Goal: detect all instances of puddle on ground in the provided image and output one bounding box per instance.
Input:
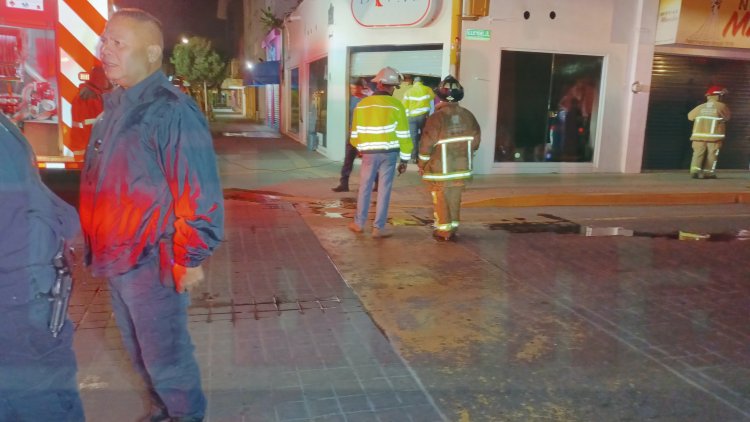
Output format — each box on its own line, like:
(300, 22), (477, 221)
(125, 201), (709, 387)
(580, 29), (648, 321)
(633, 231), (746, 242)
(488, 214), (749, 242)
(488, 214), (580, 234)
(221, 131), (280, 138)
(223, 188), (291, 203)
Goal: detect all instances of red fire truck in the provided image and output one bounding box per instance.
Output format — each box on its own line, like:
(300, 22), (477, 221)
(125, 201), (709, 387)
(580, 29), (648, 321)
(0, 0), (109, 170)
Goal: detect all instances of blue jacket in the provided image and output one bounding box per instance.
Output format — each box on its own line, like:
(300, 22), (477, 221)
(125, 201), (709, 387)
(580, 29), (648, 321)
(80, 71), (224, 278)
(0, 113), (80, 304)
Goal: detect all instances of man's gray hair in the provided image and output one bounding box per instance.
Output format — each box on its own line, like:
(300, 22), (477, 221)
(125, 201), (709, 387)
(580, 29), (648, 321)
(111, 8), (164, 47)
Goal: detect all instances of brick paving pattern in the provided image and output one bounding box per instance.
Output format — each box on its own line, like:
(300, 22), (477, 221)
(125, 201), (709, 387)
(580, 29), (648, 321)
(69, 199), (445, 422)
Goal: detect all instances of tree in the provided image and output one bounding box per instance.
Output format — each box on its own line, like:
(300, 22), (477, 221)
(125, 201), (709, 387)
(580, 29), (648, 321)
(259, 6), (283, 32)
(170, 36), (226, 115)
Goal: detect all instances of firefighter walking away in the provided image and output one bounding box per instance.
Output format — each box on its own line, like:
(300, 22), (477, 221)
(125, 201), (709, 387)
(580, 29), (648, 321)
(418, 76), (481, 242)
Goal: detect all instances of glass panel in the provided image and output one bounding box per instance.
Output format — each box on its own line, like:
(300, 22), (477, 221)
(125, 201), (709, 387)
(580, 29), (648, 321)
(0, 25), (58, 124)
(308, 57), (327, 148)
(289, 67), (300, 134)
(496, 51), (602, 163)
(1, 25), (60, 157)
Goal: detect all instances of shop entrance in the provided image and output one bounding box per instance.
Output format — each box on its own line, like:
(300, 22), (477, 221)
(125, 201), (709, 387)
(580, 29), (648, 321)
(495, 51), (603, 164)
(643, 54), (750, 170)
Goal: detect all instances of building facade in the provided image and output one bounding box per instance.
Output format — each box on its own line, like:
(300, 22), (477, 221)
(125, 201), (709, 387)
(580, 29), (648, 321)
(278, 0), (748, 174)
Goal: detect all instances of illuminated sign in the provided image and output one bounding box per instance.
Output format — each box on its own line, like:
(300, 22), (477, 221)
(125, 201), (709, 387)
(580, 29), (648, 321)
(6, 0), (44, 11)
(657, 0), (750, 49)
(351, 0), (440, 28)
(465, 29), (491, 41)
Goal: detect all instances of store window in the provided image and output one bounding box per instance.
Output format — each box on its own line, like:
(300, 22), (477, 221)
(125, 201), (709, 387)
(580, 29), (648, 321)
(495, 51), (602, 163)
(290, 67), (300, 134)
(308, 57), (327, 149)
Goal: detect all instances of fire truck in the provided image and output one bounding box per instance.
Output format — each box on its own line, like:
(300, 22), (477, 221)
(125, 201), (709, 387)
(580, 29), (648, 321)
(0, 0), (109, 170)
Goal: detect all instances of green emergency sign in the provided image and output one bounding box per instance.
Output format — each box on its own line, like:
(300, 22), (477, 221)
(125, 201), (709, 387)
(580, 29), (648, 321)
(465, 29), (491, 41)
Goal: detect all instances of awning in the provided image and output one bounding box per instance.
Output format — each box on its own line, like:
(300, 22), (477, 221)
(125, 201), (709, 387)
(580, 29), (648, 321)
(243, 61), (280, 86)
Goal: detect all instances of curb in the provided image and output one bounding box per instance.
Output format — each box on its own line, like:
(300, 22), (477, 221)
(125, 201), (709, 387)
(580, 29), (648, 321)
(462, 192), (750, 208)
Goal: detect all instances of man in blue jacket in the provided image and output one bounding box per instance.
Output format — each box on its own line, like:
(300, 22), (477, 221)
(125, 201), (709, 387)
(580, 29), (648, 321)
(0, 113), (84, 421)
(80, 9), (224, 422)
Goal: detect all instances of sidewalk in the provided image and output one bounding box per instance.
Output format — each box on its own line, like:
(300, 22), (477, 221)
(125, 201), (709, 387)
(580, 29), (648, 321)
(69, 120), (750, 422)
(210, 120), (749, 209)
(73, 200), (446, 422)
(208, 122), (750, 421)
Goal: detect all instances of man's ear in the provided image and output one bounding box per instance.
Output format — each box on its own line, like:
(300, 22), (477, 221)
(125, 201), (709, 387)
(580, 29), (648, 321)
(147, 45), (163, 64)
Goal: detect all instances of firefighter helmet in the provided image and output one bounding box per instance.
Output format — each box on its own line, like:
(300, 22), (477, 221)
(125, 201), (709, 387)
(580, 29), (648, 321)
(371, 67), (403, 86)
(435, 75), (464, 102)
(705, 85), (727, 96)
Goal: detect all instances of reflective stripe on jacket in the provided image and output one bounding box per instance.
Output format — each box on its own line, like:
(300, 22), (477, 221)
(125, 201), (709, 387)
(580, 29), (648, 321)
(688, 98), (730, 142)
(402, 81), (435, 118)
(350, 92), (412, 161)
(419, 102), (481, 181)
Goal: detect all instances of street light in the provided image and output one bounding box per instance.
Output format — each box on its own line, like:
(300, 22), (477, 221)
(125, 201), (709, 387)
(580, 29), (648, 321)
(245, 61), (253, 70)
(181, 37), (189, 44)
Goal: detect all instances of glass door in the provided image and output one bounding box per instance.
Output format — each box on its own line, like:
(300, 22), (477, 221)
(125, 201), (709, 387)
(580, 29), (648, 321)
(496, 51), (602, 163)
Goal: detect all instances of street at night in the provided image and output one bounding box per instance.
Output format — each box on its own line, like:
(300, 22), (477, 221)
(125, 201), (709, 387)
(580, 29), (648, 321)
(3, 0), (750, 421)
(61, 124), (750, 422)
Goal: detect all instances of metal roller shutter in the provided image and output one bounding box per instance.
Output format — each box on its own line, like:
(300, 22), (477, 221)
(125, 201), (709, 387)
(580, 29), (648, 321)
(643, 54), (750, 170)
(350, 48), (443, 77)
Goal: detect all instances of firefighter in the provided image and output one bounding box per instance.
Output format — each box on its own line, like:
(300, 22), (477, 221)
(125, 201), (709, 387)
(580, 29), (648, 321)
(402, 76), (435, 163)
(418, 76), (480, 241)
(348, 66), (412, 238)
(687, 85), (730, 179)
(70, 65), (110, 159)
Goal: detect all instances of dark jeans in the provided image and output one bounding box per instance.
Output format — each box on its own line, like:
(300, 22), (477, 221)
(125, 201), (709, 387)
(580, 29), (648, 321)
(339, 141), (359, 185)
(408, 114), (428, 160)
(0, 297), (84, 422)
(108, 256), (206, 420)
(339, 141), (378, 188)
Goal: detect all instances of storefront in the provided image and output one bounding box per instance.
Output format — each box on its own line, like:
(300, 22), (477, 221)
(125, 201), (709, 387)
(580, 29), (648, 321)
(282, 0), (452, 157)
(644, 0), (750, 170)
(284, 1), (660, 174)
(461, 1), (661, 173)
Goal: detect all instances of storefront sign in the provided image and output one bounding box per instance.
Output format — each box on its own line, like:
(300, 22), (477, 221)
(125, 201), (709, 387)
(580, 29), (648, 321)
(656, 0), (750, 48)
(351, 0), (440, 28)
(6, 0), (44, 11)
(465, 29), (491, 41)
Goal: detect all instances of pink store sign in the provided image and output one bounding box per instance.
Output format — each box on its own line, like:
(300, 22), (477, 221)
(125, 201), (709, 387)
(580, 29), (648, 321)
(351, 0), (440, 28)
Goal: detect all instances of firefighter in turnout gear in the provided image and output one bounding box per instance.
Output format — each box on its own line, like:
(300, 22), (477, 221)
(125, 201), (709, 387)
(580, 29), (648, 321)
(349, 66), (412, 238)
(687, 85), (730, 179)
(418, 76), (480, 241)
(70, 65), (110, 160)
(402, 76), (435, 162)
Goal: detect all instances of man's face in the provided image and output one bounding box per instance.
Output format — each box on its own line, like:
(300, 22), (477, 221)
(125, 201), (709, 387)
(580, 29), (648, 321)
(99, 16), (156, 88)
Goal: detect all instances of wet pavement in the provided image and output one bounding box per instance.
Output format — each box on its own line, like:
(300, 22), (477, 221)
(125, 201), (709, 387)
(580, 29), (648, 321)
(64, 122), (750, 421)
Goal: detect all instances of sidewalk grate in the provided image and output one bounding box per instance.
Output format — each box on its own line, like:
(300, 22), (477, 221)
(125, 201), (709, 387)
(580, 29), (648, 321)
(188, 295), (342, 322)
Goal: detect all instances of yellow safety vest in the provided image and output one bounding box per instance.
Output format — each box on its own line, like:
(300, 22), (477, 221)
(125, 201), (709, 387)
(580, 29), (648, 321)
(402, 82), (434, 118)
(350, 93), (412, 161)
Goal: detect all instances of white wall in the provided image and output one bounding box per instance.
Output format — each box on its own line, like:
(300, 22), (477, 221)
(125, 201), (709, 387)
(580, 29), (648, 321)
(462, 0), (659, 173)
(283, 0), (454, 160)
(282, 0), (659, 173)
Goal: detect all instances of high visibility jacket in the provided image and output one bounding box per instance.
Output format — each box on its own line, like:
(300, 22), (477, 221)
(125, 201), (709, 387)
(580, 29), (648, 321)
(418, 102), (481, 181)
(402, 81), (434, 118)
(688, 97), (730, 142)
(350, 92), (412, 161)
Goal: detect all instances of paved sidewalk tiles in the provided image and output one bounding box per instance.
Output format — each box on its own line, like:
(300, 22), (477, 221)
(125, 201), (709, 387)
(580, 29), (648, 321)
(70, 199), (445, 422)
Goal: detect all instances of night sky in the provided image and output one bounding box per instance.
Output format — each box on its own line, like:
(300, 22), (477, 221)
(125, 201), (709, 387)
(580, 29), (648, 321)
(113, 0), (238, 57)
